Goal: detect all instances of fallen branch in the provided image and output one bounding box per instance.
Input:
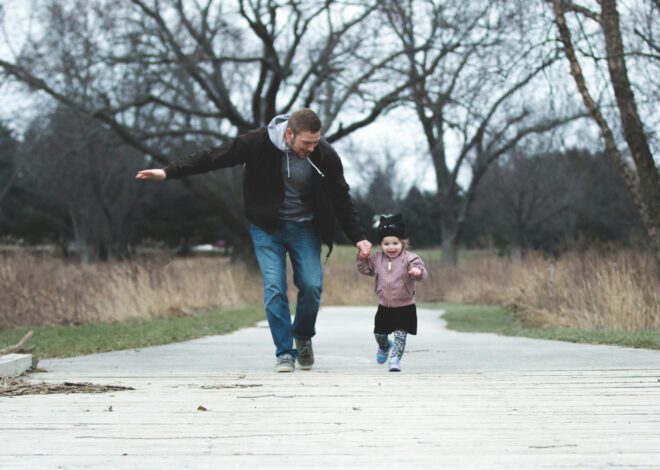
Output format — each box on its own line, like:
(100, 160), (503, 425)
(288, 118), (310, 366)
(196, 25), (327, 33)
(0, 331), (34, 355)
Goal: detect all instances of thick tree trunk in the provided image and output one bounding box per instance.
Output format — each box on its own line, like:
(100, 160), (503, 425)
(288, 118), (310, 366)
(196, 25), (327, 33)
(439, 202), (460, 266)
(441, 229), (459, 267)
(551, 0), (660, 277)
(600, 0), (660, 276)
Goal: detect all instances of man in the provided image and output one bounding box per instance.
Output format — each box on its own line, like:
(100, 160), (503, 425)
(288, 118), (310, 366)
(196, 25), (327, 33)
(136, 109), (372, 372)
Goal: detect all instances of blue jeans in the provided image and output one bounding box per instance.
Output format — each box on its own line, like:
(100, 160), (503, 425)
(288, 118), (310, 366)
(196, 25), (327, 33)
(249, 221), (323, 358)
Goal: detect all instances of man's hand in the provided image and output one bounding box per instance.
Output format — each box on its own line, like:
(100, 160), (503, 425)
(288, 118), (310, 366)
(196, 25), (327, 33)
(135, 169), (166, 181)
(356, 239), (372, 259)
(408, 267), (422, 279)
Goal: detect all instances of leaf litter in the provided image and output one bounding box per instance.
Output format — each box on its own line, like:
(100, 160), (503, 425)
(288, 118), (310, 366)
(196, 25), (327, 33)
(1, 377), (134, 397)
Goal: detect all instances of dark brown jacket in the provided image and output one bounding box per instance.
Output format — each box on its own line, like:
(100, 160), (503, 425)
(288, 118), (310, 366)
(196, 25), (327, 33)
(163, 127), (366, 253)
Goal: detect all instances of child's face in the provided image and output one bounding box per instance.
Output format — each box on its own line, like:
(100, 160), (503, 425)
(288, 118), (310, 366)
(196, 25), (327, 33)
(380, 236), (403, 258)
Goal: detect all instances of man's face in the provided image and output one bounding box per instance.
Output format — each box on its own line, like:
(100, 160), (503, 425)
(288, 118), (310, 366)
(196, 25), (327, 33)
(286, 128), (321, 158)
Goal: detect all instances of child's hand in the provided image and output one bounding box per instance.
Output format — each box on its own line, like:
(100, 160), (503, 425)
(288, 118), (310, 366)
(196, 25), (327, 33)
(356, 240), (372, 259)
(408, 267), (422, 279)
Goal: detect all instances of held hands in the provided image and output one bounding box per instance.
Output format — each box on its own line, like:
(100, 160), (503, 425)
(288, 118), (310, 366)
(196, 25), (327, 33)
(135, 169), (166, 180)
(408, 267), (422, 279)
(356, 240), (372, 259)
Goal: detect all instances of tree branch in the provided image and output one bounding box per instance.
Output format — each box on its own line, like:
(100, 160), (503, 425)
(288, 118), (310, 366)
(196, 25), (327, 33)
(0, 331), (33, 355)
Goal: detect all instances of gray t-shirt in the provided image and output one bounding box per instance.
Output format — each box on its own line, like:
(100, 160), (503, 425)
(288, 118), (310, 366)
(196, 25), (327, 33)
(279, 150), (314, 221)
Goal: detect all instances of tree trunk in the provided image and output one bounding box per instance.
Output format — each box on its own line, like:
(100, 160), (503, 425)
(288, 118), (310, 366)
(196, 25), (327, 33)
(439, 203), (459, 266)
(599, 0), (660, 277)
(551, 0), (660, 277)
(441, 230), (458, 266)
(511, 219), (526, 262)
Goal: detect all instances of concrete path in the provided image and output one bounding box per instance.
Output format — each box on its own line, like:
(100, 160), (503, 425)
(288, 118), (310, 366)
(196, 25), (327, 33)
(2, 306), (660, 469)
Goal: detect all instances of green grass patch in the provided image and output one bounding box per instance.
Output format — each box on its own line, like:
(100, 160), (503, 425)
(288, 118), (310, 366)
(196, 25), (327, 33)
(438, 303), (660, 350)
(0, 305), (264, 359)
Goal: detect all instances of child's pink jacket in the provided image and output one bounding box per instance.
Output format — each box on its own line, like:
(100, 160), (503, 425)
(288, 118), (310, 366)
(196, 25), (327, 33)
(357, 251), (428, 307)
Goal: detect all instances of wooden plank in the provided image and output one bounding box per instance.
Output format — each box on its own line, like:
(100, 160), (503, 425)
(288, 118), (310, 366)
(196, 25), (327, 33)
(2, 370), (659, 468)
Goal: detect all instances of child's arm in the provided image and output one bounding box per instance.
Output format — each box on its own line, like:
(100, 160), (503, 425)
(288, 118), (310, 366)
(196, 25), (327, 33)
(407, 253), (428, 281)
(356, 253), (376, 276)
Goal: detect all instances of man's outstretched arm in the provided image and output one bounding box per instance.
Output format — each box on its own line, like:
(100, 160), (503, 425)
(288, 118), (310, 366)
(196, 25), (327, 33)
(136, 131), (252, 182)
(135, 169), (166, 180)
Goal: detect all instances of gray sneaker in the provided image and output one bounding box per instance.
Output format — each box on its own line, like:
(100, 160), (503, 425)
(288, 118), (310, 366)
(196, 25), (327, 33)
(295, 338), (314, 370)
(274, 353), (295, 373)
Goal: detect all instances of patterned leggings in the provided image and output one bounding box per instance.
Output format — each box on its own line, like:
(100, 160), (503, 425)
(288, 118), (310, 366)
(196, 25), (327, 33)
(375, 330), (407, 359)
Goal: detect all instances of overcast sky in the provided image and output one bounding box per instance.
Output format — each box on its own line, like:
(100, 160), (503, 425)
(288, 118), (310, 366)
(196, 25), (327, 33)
(0, 0), (445, 195)
(2, 0), (654, 197)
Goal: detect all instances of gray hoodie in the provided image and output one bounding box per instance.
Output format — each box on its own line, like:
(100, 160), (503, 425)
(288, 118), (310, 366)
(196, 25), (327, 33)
(267, 114), (320, 222)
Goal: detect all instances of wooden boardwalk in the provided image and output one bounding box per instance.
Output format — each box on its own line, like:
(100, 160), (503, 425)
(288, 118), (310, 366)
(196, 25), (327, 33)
(2, 307), (660, 468)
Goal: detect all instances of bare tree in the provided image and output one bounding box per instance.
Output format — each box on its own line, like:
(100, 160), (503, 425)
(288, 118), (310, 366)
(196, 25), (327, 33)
(361, 153), (400, 216)
(381, 0), (583, 265)
(20, 107), (144, 261)
(548, 0), (660, 276)
(471, 146), (643, 254)
(0, 123), (17, 207)
(478, 150), (578, 258)
(0, 0), (409, 252)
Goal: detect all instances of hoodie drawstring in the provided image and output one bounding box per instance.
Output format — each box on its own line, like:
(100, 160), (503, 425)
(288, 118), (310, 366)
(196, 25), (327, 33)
(286, 152), (325, 179)
(287, 152), (291, 179)
(307, 158), (325, 178)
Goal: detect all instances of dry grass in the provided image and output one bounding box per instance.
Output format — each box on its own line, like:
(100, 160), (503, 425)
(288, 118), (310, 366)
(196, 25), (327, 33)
(431, 249), (659, 331)
(2, 246), (657, 332)
(0, 253), (261, 328)
(507, 250), (659, 330)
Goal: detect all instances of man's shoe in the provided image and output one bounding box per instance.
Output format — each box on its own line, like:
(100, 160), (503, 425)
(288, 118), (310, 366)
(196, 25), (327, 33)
(377, 340), (392, 364)
(274, 354), (295, 373)
(388, 356), (401, 372)
(295, 338), (314, 370)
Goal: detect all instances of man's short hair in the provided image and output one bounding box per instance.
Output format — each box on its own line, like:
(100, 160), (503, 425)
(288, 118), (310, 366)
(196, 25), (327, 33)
(288, 108), (322, 134)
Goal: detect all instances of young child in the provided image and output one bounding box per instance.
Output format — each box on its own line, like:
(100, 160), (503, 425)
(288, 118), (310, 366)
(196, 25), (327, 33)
(357, 214), (428, 372)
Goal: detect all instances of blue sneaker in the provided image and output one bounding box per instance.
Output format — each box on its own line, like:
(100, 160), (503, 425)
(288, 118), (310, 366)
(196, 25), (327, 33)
(376, 340), (392, 364)
(388, 356), (401, 372)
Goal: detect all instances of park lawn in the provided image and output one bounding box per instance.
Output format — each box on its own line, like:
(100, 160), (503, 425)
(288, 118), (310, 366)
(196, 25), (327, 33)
(438, 303), (660, 350)
(0, 305), (264, 359)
